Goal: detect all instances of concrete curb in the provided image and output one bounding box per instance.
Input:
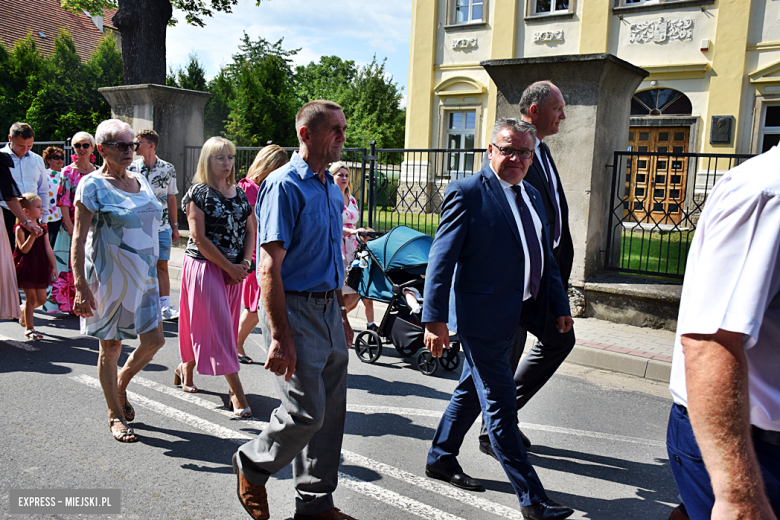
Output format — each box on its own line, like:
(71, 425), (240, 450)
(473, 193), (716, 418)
(568, 344), (671, 383)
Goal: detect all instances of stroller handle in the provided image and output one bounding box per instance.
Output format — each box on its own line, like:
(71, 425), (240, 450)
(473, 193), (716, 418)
(356, 231), (381, 245)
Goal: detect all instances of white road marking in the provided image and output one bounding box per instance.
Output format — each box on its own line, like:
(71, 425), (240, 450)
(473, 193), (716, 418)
(71, 374), (469, 520)
(346, 404), (444, 418)
(338, 473), (466, 520)
(0, 334), (40, 351)
(341, 451), (524, 520)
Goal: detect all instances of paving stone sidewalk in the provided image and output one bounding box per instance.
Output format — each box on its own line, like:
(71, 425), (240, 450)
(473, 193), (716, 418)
(169, 244), (676, 383)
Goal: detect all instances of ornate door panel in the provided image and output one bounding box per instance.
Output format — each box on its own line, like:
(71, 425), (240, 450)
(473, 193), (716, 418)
(626, 127), (689, 225)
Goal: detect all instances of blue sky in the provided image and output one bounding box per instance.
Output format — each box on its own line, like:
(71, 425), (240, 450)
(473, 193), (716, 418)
(165, 1), (413, 106)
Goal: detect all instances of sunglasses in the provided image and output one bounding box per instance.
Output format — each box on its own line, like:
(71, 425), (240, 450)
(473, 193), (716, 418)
(50, 155), (64, 161)
(103, 141), (140, 152)
(73, 142), (92, 149)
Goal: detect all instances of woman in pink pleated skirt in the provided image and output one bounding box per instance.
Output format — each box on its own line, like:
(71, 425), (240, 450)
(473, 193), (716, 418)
(178, 137), (255, 418)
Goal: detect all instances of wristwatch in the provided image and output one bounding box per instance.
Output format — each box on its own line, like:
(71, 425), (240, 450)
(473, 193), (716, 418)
(242, 258), (252, 267)
(340, 306), (347, 312)
(172, 222), (179, 227)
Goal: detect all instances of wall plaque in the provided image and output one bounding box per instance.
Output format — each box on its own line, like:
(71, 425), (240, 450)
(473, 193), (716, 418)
(629, 17), (693, 44)
(534, 31), (564, 43)
(452, 38), (478, 50)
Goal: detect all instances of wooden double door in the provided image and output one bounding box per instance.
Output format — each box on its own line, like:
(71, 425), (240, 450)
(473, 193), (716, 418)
(625, 126), (690, 225)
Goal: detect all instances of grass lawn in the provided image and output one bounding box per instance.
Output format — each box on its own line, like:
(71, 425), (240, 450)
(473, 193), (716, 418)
(619, 229), (694, 277)
(361, 208), (441, 236)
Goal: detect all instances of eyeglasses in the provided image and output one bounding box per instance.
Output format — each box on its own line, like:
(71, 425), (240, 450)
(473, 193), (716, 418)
(49, 155), (64, 161)
(491, 143), (534, 159)
(103, 141), (140, 152)
(72, 142), (92, 149)
(211, 155), (236, 164)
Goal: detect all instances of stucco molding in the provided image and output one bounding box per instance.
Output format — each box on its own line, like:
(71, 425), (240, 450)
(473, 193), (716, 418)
(434, 76), (487, 97)
(749, 59), (780, 84)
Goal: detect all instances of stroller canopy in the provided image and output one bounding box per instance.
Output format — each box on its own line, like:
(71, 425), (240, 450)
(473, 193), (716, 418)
(358, 226), (433, 303)
(365, 225), (433, 273)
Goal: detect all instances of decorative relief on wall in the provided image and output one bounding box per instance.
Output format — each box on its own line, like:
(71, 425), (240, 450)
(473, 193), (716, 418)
(534, 31), (564, 43)
(451, 38), (478, 50)
(629, 17), (693, 44)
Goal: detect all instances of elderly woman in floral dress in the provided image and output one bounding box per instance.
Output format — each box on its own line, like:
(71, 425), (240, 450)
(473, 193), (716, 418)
(72, 119), (165, 443)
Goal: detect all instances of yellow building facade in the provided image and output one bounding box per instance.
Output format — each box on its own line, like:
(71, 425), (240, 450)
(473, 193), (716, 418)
(405, 0), (780, 157)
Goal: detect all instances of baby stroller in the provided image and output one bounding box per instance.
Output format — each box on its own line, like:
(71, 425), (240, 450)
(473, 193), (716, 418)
(348, 225), (460, 376)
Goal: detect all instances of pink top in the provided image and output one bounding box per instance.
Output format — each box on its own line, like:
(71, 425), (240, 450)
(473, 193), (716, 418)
(57, 165), (84, 215)
(238, 178), (260, 261)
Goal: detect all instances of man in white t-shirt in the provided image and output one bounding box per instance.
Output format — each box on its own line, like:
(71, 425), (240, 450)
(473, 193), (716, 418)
(667, 146), (780, 519)
(128, 129), (180, 320)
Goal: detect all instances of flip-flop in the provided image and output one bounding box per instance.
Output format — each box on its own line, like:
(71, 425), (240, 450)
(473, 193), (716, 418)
(24, 329), (43, 340)
(238, 355), (254, 364)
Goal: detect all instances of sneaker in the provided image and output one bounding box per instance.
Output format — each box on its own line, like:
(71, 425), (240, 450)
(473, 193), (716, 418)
(367, 323), (379, 333)
(161, 306), (179, 321)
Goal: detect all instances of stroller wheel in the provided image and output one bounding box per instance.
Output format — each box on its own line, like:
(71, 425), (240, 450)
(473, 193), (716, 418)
(394, 344), (418, 358)
(439, 347), (460, 371)
(416, 350), (438, 376)
(355, 330), (382, 363)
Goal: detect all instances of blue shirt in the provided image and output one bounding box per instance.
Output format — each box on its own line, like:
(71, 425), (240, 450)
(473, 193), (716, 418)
(256, 152), (344, 292)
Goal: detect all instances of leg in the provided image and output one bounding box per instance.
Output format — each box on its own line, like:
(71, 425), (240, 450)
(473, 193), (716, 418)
(22, 288), (35, 331)
(47, 220), (61, 248)
(3, 208), (14, 249)
(514, 312), (575, 411)
(237, 296), (348, 515)
(237, 309), (259, 358)
(462, 333), (549, 507)
(225, 371), (250, 411)
(479, 324), (528, 444)
(98, 338), (124, 420)
(363, 298), (375, 323)
(343, 293), (360, 313)
(118, 323), (165, 393)
(157, 260), (170, 299)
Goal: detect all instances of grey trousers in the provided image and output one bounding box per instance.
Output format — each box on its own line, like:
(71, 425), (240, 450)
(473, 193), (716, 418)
(236, 294), (349, 515)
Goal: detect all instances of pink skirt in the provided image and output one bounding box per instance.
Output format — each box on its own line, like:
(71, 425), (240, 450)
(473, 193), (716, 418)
(241, 272), (260, 313)
(179, 256), (241, 376)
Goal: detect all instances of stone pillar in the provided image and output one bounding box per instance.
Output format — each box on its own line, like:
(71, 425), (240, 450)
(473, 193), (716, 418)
(481, 54), (648, 284)
(98, 84), (211, 225)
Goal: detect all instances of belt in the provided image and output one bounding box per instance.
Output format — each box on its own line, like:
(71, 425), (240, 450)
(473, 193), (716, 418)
(285, 290), (336, 301)
(676, 404), (780, 447)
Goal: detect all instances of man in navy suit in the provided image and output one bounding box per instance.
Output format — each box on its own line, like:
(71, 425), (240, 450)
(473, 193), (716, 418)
(422, 118), (574, 520)
(478, 80), (577, 453)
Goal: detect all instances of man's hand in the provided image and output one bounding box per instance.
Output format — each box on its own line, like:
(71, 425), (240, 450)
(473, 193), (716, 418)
(556, 316), (574, 333)
(424, 322), (450, 358)
(265, 337), (297, 382)
(171, 226), (180, 242)
(342, 315), (354, 348)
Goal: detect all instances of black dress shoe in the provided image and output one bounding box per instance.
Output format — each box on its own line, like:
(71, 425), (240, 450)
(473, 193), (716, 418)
(520, 499), (574, 520)
(424, 464), (484, 491)
(479, 441), (499, 461)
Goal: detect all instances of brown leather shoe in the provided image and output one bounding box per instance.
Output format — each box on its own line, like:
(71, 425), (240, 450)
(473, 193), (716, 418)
(293, 507), (358, 520)
(232, 453), (270, 520)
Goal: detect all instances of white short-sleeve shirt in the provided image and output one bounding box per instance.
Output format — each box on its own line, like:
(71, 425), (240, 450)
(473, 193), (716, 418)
(669, 146), (780, 432)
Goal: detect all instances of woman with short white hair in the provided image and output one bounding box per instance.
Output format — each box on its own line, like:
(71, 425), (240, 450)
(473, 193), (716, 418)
(52, 130), (97, 313)
(71, 118), (166, 443)
(177, 136), (254, 417)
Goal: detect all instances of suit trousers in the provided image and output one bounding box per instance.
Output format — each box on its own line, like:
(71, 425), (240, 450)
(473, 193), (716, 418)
(427, 331), (549, 507)
(236, 294), (349, 515)
(4, 207), (15, 249)
(478, 299), (575, 443)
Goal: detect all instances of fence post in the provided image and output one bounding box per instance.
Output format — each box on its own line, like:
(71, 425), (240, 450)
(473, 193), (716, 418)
(604, 151), (619, 271)
(367, 140), (376, 229)
(359, 148), (368, 229)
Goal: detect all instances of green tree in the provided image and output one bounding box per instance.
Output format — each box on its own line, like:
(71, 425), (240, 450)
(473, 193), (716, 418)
(167, 52), (208, 91)
(62, 0), (263, 85)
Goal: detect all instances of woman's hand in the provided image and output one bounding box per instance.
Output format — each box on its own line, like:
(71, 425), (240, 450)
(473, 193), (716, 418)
(356, 227), (376, 240)
(23, 220), (43, 237)
(225, 262), (249, 285)
(73, 283), (96, 318)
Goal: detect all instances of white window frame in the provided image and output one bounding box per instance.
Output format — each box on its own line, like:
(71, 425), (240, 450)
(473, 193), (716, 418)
(447, 0), (487, 26)
(758, 102), (780, 154)
(532, 0), (572, 15)
(620, 0), (683, 6)
(437, 104), (483, 180)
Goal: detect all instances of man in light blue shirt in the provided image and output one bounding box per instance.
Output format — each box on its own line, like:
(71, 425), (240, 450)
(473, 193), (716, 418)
(233, 100), (357, 520)
(1, 122), (48, 247)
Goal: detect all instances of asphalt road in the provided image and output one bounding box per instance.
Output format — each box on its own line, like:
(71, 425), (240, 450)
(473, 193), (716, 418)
(0, 291), (679, 519)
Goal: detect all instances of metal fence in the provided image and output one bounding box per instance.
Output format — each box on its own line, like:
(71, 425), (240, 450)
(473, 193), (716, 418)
(605, 150), (755, 280)
(183, 142), (487, 237)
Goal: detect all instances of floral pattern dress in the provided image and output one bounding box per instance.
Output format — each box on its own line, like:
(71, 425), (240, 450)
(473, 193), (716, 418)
(75, 173), (164, 340)
(182, 183), (251, 262)
(342, 194), (360, 262)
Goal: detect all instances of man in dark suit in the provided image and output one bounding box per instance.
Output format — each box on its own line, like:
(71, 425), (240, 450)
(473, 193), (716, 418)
(478, 81), (576, 453)
(422, 118), (575, 520)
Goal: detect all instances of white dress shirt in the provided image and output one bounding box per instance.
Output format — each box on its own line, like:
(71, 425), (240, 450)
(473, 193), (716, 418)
(669, 145), (780, 432)
(534, 137), (562, 249)
(0, 144), (48, 213)
(491, 166), (544, 301)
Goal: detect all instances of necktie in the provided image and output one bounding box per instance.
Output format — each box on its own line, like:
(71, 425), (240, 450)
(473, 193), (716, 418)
(511, 185), (542, 299)
(538, 144), (561, 245)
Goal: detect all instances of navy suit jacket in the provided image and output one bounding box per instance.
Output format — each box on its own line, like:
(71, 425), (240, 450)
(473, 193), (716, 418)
(524, 141), (573, 289)
(422, 167), (570, 341)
